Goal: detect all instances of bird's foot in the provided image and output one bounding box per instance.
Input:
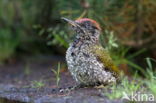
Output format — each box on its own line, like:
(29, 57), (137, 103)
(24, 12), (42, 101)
(59, 84), (87, 93)
(59, 85), (78, 93)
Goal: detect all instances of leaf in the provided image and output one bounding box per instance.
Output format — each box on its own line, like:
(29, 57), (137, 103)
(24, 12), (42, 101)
(39, 29), (45, 36)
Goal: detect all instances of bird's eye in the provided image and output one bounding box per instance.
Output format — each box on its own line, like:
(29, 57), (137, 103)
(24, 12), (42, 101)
(80, 23), (86, 28)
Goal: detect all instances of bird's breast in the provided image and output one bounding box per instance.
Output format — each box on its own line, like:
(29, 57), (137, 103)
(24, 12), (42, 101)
(66, 43), (98, 71)
(66, 43), (111, 84)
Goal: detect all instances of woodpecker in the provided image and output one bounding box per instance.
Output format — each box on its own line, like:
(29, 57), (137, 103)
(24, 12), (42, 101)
(62, 17), (120, 87)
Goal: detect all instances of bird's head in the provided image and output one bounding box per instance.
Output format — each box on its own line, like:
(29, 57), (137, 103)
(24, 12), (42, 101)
(62, 17), (101, 42)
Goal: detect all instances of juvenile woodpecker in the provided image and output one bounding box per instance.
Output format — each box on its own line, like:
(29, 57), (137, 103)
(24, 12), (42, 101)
(62, 17), (120, 87)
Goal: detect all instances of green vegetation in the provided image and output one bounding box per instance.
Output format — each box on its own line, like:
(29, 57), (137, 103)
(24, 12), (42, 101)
(0, 29), (19, 63)
(105, 75), (141, 99)
(102, 32), (156, 100)
(51, 63), (61, 87)
(31, 80), (45, 88)
(104, 58), (156, 99)
(145, 58), (156, 95)
(101, 30), (147, 76)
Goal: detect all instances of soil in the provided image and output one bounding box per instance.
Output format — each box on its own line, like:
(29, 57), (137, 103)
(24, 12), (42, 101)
(0, 55), (126, 103)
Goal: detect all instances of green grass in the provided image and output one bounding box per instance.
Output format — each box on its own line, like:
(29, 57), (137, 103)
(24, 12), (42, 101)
(51, 62), (61, 87)
(31, 80), (45, 88)
(104, 58), (156, 100)
(145, 58), (156, 96)
(104, 73), (141, 99)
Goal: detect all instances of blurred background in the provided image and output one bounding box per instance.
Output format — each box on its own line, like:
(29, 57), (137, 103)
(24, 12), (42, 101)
(0, 0), (156, 76)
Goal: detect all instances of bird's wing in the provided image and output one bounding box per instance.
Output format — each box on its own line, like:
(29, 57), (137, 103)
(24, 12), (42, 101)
(91, 45), (120, 77)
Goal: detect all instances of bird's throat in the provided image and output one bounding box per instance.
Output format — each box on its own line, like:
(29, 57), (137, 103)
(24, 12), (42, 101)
(72, 34), (99, 48)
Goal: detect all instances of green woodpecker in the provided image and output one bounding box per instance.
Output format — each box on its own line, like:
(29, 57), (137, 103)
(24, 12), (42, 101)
(62, 17), (120, 87)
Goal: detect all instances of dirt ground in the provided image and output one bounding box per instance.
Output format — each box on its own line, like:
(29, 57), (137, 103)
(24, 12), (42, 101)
(0, 55), (125, 103)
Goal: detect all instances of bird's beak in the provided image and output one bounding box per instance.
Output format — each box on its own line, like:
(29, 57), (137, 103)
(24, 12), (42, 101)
(61, 17), (80, 28)
(61, 17), (87, 34)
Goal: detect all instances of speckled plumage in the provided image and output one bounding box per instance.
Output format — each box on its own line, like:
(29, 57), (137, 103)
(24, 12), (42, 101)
(64, 18), (118, 87)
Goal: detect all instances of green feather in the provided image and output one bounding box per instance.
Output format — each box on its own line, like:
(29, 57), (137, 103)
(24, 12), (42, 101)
(91, 45), (120, 77)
